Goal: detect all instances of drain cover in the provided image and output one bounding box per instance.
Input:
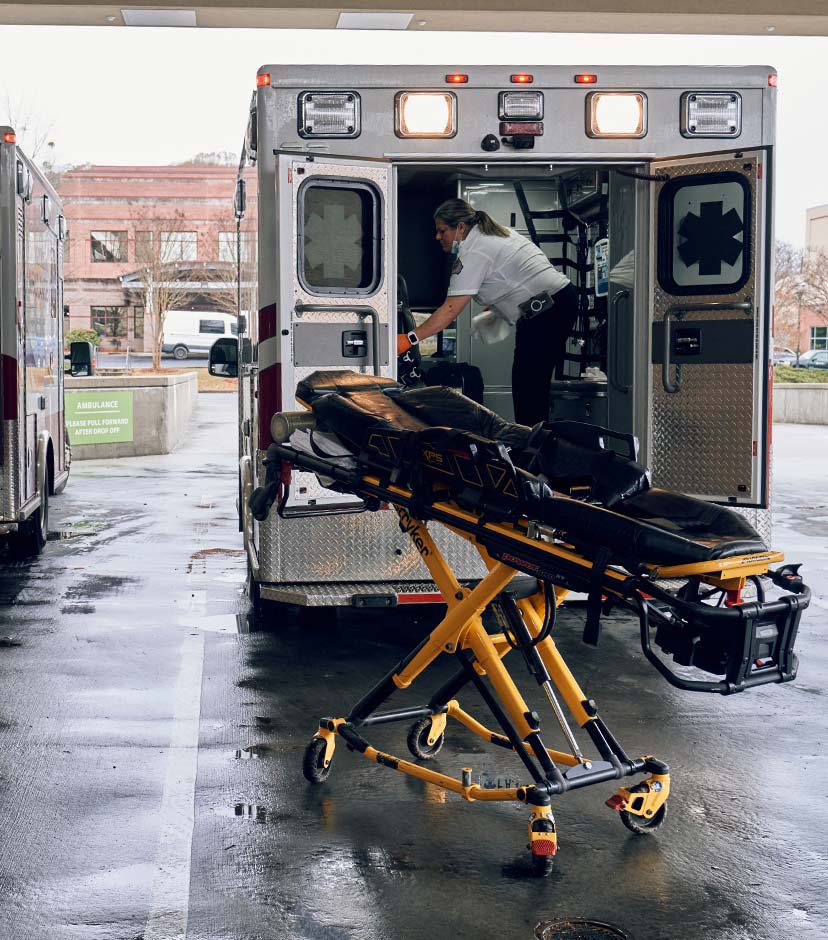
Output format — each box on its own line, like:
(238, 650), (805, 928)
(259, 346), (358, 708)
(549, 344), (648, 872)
(535, 921), (631, 940)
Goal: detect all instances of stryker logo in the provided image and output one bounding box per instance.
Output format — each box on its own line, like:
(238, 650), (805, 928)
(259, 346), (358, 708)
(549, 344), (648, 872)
(395, 506), (430, 557)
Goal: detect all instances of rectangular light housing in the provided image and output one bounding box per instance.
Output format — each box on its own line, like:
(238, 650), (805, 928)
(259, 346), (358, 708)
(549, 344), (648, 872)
(298, 91), (361, 138)
(395, 92), (457, 138)
(587, 92), (647, 138)
(681, 92), (741, 138)
(499, 91), (544, 121)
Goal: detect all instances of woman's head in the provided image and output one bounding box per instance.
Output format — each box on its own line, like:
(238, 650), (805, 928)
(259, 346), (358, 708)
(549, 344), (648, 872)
(433, 198), (509, 252)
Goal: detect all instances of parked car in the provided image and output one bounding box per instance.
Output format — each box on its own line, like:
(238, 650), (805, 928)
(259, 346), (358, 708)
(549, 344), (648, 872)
(772, 346), (797, 366)
(161, 310), (238, 360)
(793, 348), (828, 370)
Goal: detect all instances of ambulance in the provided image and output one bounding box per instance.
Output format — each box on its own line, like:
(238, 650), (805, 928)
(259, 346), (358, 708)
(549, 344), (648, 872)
(220, 65), (776, 608)
(0, 128), (70, 556)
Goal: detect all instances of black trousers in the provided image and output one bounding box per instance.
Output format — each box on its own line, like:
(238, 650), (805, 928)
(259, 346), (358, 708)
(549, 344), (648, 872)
(511, 282), (580, 427)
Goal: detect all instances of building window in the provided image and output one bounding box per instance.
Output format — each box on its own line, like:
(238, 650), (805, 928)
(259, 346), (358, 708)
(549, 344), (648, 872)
(811, 326), (828, 350)
(199, 318), (226, 335)
(91, 306), (128, 337)
(136, 231), (154, 263)
(90, 231), (128, 263)
(219, 231), (256, 264)
(133, 306), (145, 339)
(161, 231), (198, 262)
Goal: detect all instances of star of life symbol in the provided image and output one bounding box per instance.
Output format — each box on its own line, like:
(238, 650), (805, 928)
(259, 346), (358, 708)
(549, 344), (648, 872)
(304, 203), (364, 280)
(677, 200), (744, 276)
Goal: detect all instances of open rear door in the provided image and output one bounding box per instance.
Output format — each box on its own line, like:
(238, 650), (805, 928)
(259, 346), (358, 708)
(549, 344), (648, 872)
(649, 151), (769, 506)
(277, 153), (393, 513)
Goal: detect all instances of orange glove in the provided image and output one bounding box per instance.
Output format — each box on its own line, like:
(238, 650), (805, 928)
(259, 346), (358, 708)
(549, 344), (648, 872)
(397, 333), (413, 356)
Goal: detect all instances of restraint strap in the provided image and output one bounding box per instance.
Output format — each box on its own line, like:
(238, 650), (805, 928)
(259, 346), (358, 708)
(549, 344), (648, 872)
(583, 546), (613, 647)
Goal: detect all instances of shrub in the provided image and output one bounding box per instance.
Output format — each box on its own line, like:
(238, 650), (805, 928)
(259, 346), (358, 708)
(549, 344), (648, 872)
(773, 365), (828, 383)
(66, 328), (102, 349)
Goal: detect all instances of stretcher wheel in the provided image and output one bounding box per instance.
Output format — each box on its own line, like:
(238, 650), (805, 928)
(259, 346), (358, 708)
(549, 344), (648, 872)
(303, 737), (333, 783)
(619, 783), (667, 835)
(406, 717), (445, 759)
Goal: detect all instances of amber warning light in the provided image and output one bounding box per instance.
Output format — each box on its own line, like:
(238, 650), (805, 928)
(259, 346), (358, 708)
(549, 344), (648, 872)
(257, 73), (271, 87)
(575, 73), (598, 84)
(511, 74), (534, 84)
(445, 73), (469, 84)
(2, 133), (15, 143)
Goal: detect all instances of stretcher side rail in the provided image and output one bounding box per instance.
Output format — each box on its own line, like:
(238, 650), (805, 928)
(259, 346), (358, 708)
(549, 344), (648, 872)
(257, 440), (808, 696)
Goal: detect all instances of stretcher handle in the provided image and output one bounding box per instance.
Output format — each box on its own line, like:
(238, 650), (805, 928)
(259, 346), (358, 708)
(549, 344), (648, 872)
(271, 410), (317, 443)
(661, 300), (752, 395)
(295, 303), (383, 376)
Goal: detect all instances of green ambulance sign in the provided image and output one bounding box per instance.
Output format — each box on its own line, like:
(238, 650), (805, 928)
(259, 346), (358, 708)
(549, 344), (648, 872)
(66, 391), (134, 444)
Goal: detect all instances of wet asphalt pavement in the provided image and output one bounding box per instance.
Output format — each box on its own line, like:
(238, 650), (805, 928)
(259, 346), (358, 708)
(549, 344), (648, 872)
(0, 394), (825, 940)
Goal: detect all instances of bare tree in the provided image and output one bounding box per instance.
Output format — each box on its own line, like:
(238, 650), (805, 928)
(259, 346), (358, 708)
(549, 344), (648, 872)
(122, 211), (196, 370)
(1, 95), (65, 186)
(774, 241), (807, 356)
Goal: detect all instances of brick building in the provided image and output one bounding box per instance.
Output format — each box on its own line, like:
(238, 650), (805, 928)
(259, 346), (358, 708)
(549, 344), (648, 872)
(798, 203), (828, 352)
(60, 165), (250, 353)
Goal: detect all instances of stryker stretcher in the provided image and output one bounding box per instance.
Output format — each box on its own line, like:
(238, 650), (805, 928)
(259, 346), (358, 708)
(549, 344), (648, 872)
(252, 370), (809, 873)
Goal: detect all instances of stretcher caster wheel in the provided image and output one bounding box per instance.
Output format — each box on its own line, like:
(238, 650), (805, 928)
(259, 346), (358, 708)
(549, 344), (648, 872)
(303, 737), (333, 784)
(406, 716), (445, 759)
(619, 783), (667, 835)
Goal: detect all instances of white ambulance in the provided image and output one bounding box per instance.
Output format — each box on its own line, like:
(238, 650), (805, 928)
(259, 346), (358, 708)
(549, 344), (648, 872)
(219, 65), (776, 608)
(0, 128), (70, 556)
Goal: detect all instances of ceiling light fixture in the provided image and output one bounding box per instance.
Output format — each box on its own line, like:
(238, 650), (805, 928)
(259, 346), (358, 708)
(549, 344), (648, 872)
(121, 8), (197, 27)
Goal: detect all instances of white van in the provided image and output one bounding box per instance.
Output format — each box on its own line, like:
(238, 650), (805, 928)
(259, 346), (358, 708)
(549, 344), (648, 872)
(161, 310), (238, 360)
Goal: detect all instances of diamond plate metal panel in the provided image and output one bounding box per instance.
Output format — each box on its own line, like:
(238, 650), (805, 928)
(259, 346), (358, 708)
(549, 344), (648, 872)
(1, 420), (20, 519)
(260, 580), (450, 606)
(651, 156), (760, 501)
(256, 497), (486, 584)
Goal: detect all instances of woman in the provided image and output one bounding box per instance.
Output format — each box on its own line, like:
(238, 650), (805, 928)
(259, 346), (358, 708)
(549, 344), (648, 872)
(396, 198), (579, 427)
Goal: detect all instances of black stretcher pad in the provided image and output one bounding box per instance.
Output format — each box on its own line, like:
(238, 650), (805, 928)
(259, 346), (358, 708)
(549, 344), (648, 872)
(296, 371), (766, 568)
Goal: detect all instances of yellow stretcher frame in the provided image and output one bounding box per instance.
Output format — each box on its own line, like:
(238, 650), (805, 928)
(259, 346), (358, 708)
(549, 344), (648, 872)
(263, 439), (807, 872)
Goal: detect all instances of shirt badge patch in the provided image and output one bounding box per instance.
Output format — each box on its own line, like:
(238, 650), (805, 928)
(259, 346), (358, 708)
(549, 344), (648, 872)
(451, 258), (463, 275)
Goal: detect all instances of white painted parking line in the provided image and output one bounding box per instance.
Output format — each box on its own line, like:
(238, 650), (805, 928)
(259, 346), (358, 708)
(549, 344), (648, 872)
(144, 633), (205, 940)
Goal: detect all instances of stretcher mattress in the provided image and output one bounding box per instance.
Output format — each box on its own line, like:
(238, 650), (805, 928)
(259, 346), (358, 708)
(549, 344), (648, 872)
(294, 371), (767, 568)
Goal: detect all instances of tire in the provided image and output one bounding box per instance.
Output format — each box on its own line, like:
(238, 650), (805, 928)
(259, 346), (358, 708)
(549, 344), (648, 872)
(173, 345), (188, 361)
(406, 716), (445, 760)
(11, 486), (48, 558)
(619, 783), (668, 835)
(303, 737), (333, 783)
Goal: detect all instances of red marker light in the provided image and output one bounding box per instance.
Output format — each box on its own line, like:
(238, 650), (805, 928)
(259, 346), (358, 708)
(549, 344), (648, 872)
(2, 132), (15, 144)
(768, 74), (778, 87)
(257, 73), (271, 87)
(575, 73), (598, 84)
(510, 73), (534, 84)
(445, 73), (468, 84)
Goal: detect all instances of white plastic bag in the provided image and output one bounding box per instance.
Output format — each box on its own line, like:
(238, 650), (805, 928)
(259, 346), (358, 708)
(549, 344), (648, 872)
(471, 308), (511, 345)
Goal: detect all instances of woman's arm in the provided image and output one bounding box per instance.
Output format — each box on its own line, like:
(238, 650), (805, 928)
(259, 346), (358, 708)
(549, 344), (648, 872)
(397, 294), (471, 355)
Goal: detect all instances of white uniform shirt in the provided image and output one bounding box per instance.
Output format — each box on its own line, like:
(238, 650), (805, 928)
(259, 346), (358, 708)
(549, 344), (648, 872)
(446, 225), (570, 325)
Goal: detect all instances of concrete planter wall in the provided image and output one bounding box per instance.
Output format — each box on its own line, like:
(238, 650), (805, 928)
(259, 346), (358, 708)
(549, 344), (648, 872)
(65, 372), (199, 459)
(773, 383), (828, 425)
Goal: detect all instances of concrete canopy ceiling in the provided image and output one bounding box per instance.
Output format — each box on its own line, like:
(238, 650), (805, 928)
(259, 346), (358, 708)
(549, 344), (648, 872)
(3, 1), (828, 34)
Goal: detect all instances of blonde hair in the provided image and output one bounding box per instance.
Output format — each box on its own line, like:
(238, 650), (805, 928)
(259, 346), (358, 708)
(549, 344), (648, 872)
(434, 198), (510, 238)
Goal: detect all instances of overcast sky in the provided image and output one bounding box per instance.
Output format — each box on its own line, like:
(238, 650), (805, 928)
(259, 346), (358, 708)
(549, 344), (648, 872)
(0, 25), (825, 245)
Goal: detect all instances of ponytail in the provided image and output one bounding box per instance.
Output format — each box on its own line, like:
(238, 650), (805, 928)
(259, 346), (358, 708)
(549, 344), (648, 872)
(434, 198), (510, 238)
